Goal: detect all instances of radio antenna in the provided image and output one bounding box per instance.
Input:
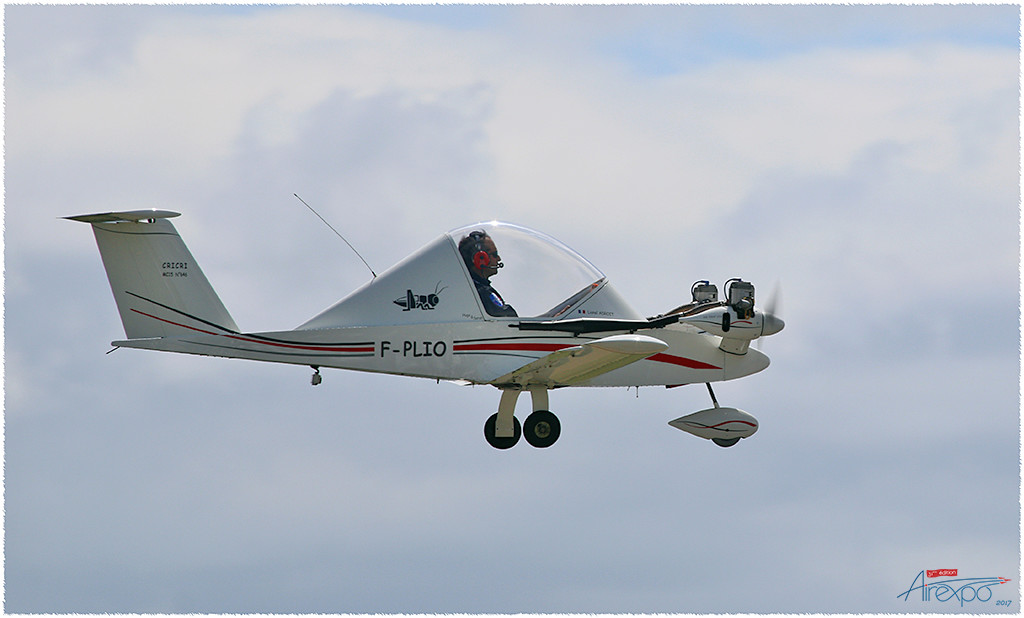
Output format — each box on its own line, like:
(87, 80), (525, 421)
(294, 193), (377, 279)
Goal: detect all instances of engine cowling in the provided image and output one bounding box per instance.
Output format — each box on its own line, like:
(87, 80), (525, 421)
(673, 279), (783, 345)
(677, 307), (783, 341)
(668, 406), (759, 441)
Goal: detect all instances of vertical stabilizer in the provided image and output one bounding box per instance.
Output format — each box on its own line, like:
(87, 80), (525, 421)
(66, 210), (239, 339)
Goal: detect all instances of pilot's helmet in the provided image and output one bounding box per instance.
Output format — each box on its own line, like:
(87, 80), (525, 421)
(458, 230), (491, 270)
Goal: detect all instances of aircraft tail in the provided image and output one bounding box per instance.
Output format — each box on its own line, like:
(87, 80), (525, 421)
(66, 210), (239, 339)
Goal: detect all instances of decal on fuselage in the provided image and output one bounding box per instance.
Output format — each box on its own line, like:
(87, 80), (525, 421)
(380, 340), (448, 358)
(394, 282), (447, 311)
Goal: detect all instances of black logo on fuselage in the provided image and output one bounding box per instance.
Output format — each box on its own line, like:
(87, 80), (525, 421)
(394, 282), (447, 311)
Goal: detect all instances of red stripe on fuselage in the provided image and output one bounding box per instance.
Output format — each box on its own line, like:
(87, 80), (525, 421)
(453, 342), (572, 353)
(130, 309), (375, 353)
(454, 342), (721, 370)
(647, 353), (721, 370)
(134, 311), (722, 367)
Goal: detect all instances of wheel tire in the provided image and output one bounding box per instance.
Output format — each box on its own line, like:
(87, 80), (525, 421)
(484, 413), (521, 449)
(712, 437), (740, 448)
(523, 410), (561, 448)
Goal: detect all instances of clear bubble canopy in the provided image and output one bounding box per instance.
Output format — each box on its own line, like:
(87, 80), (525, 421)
(447, 221), (614, 318)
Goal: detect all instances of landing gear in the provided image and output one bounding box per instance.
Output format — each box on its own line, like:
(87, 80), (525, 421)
(524, 410), (560, 448)
(484, 387), (561, 449)
(706, 382), (719, 407)
(484, 413), (521, 449)
(706, 383), (739, 448)
(310, 366), (322, 386)
(669, 383), (759, 447)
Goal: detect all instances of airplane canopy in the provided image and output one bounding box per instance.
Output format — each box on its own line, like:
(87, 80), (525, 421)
(447, 221), (611, 318)
(299, 221), (640, 329)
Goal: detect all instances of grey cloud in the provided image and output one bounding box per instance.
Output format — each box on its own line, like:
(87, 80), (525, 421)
(5, 5), (1018, 614)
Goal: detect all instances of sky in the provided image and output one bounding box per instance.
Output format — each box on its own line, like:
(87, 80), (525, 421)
(4, 3), (1021, 613)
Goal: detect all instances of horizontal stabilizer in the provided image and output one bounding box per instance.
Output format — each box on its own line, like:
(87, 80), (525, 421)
(64, 210), (181, 224)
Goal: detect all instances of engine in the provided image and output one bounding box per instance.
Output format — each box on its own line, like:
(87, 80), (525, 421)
(725, 278), (755, 319)
(690, 280), (719, 304)
(665, 278), (784, 357)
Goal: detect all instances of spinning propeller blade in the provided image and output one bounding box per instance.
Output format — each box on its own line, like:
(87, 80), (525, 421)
(757, 282), (783, 350)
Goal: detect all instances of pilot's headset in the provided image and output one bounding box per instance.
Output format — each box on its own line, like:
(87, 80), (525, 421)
(461, 231), (503, 272)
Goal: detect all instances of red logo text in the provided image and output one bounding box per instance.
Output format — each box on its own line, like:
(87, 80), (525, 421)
(927, 569), (958, 578)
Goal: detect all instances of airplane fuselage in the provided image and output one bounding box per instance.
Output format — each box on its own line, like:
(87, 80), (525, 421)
(117, 320), (769, 388)
(69, 211), (782, 449)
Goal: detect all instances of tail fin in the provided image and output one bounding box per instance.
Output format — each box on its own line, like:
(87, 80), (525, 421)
(66, 210), (239, 339)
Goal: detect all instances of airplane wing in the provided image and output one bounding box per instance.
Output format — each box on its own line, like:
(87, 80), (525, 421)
(491, 334), (668, 388)
(511, 314), (680, 335)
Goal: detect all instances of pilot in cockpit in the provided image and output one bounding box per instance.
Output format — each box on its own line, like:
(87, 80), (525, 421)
(458, 231), (518, 317)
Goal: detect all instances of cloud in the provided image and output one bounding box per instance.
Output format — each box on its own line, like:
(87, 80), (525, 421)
(5, 4), (1019, 613)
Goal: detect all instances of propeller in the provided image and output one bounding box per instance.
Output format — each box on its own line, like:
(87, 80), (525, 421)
(757, 281), (784, 349)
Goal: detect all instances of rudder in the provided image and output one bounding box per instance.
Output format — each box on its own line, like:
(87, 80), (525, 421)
(66, 210), (239, 339)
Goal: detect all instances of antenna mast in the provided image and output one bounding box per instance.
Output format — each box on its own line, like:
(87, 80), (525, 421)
(294, 193), (377, 279)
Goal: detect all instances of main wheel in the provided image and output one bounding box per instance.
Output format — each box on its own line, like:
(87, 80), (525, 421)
(523, 410), (561, 448)
(484, 413), (521, 449)
(712, 437), (740, 448)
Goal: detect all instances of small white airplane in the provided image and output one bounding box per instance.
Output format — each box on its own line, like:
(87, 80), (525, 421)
(67, 209), (783, 449)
